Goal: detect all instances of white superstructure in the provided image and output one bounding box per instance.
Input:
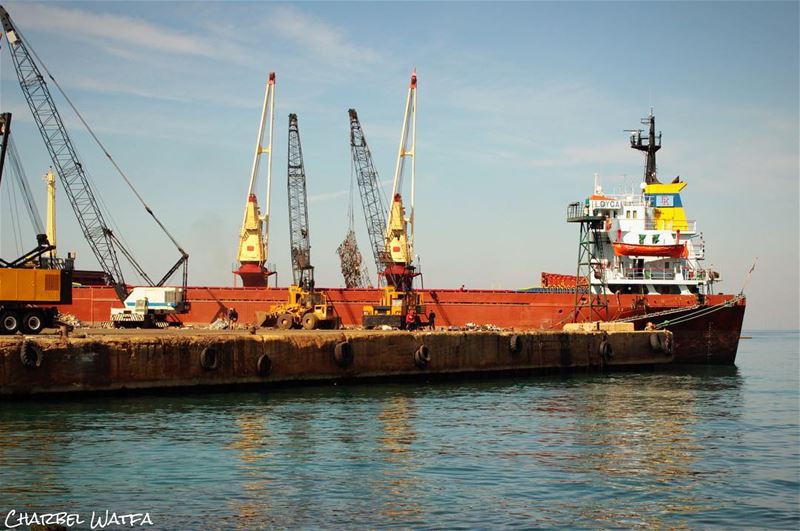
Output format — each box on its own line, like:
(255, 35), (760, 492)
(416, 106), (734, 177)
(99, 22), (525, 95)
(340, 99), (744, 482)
(571, 179), (719, 297)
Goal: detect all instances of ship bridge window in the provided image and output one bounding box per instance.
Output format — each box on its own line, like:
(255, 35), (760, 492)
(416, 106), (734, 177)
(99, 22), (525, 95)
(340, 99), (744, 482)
(626, 211), (631, 219)
(633, 210), (638, 219)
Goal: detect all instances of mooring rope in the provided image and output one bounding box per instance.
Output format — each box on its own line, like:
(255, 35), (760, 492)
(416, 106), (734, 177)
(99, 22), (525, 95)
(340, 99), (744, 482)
(653, 295), (744, 329)
(610, 293), (744, 329)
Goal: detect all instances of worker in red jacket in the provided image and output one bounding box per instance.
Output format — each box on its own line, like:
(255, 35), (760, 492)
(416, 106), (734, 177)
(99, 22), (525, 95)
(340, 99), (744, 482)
(405, 309), (416, 331)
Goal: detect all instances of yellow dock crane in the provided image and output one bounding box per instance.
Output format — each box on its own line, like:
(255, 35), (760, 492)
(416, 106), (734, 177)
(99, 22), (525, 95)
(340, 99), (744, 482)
(262, 114), (338, 330)
(234, 72), (276, 287)
(353, 71), (424, 329)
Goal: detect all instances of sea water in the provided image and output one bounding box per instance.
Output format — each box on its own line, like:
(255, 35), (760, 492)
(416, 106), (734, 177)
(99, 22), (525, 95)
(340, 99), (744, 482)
(1, 331), (798, 529)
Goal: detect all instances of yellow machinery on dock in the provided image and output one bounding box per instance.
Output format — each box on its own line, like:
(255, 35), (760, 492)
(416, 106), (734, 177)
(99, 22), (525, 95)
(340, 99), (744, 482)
(0, 249), (72, 334)
(362, 286), (424, 329)
(266, 284), (338, 330)
(260, 113), (339, 330)
(0, 112), (72, 334)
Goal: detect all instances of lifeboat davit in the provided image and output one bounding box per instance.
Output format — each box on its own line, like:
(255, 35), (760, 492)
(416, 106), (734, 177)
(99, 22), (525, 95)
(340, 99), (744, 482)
(612, 242), (688, 258)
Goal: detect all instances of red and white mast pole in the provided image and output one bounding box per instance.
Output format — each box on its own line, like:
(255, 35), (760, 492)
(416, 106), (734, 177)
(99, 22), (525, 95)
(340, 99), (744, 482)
(235, 72), (276, 286)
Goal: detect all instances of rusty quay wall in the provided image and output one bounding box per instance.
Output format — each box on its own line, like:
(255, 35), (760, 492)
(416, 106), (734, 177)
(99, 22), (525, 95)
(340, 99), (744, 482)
(0, 330), (674, 396)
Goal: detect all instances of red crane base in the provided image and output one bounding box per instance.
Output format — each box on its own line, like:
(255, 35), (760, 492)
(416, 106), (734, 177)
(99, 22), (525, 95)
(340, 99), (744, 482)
(234, 263), (274, 288)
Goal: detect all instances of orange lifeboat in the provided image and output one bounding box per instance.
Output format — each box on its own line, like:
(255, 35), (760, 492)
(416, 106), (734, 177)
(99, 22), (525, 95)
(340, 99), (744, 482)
(612, 242), (688, 258)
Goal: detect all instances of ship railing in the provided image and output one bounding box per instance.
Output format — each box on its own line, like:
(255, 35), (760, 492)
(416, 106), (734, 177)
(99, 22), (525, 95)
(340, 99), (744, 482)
(616, 266), (714, 282)
(567, 202), (586, 220)
(644, 219), (697, 232)
(566, 202), (605, 223)
(619, 267), (677, 281)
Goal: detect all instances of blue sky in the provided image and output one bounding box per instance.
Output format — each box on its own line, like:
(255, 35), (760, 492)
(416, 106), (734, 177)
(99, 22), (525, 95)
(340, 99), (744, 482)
(0, 1), (797, 329)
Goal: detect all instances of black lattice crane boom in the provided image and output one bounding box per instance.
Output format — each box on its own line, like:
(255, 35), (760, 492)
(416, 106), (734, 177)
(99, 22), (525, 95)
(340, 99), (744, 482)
(260, 114), (338, 331)
(348, 108), (389, 281)
(287, 113), (313, 288)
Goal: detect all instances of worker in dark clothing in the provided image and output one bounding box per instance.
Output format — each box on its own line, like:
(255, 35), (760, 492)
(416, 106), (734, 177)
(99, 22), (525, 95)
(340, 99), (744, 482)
(228, 307), (238, 323)
(428, 310), (436, 330)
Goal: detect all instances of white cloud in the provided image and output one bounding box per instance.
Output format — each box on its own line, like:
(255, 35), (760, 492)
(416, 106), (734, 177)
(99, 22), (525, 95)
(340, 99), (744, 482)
(434, 77), (601, 118)
(56, 72), (257, 110)
(63, 75), (190, 103)
(7, 2), (244, 62)
(308, 189), (348, 204)
(268, 5), (381, 65)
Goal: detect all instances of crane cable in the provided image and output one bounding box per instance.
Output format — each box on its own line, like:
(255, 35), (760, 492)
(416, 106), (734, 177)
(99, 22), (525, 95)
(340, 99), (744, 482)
(653, 295), (744, 329)
(7, 135), (43, 234)
(10, 17), (187, 257)
(3, 170), (23, 256)
(348, 157), (356, 231)
(654, 261), (754, 328)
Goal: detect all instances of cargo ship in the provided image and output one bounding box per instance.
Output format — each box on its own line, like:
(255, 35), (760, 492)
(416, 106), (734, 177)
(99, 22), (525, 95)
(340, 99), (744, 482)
(55, 112), (745, 365)
(0, 6), (743, 364)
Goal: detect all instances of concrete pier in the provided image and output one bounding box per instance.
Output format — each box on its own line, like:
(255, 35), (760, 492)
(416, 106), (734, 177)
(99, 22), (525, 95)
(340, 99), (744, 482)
(0, 329), (674, 396)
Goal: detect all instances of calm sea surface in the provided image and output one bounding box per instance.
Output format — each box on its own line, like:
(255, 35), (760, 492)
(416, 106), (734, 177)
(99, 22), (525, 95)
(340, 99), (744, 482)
(1, 331), (798, 529)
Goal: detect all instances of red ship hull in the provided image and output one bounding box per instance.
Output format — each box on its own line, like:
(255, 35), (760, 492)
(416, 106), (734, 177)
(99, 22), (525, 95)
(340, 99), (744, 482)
(57, 286), (745, 365)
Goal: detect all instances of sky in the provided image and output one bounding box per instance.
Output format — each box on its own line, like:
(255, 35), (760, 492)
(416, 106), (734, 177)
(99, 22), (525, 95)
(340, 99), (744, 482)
(0, 1), (797, 330)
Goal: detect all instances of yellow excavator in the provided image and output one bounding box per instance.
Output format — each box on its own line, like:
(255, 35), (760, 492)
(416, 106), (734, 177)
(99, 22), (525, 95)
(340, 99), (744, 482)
(268, 283), (337, 330)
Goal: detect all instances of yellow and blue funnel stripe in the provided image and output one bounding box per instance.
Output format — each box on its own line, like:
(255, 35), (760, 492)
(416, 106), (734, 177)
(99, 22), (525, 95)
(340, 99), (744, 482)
(645, 182), (690, 231)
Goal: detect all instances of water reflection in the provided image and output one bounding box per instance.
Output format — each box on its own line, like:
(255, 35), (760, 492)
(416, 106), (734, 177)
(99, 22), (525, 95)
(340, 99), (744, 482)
(0, 412), (72, 507)
(533, 370), (744, 527)
(377, 395), (422, 520)
(226, 409), (273, 529)
(0, 361), (776, 529)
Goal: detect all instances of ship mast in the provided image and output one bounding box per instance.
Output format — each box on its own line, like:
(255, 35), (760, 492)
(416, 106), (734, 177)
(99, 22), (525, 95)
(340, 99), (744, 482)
(628, 109), (662, 184)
